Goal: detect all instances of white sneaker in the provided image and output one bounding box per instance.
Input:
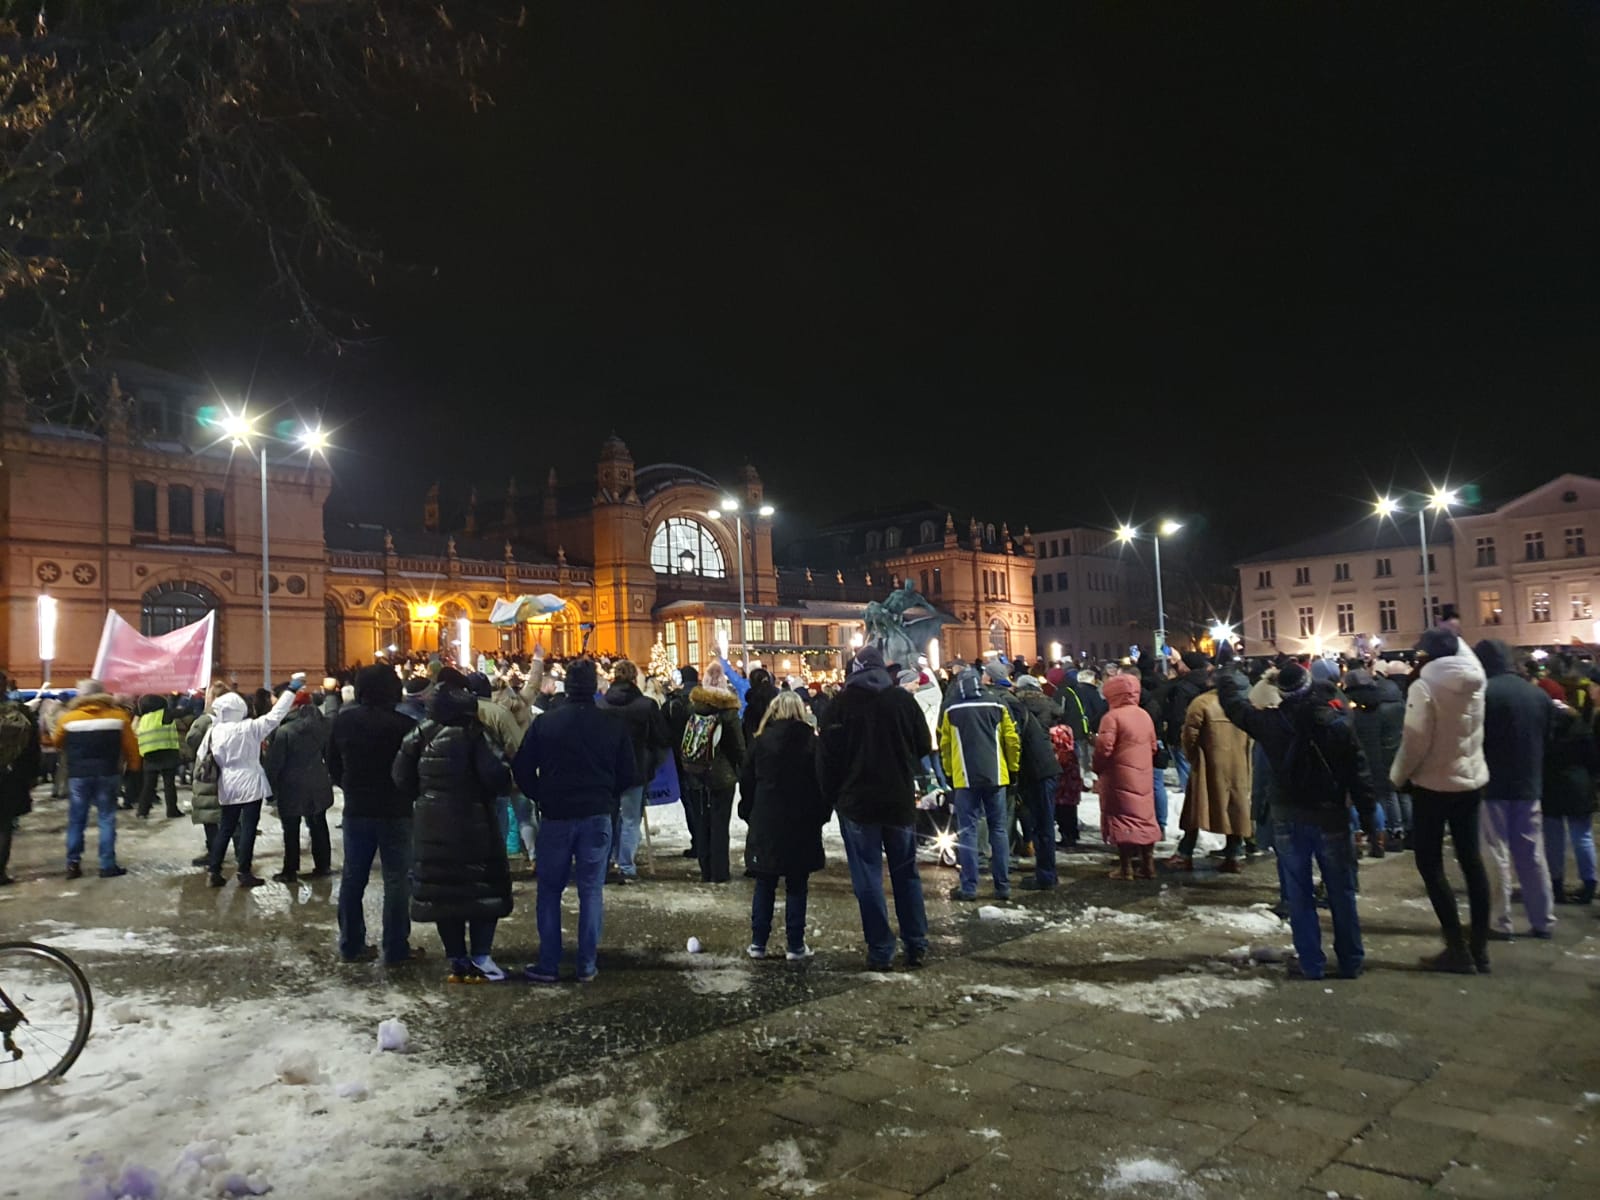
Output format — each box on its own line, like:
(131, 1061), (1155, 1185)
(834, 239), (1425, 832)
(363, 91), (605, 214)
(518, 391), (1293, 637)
(471, 955), (507, 982)
(785, 944), (814, 961)
(746, 943), (767, 959)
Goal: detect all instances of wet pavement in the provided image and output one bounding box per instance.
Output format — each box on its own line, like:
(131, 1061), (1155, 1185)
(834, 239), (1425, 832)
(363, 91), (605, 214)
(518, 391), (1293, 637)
(2, 787), (1598, 1199)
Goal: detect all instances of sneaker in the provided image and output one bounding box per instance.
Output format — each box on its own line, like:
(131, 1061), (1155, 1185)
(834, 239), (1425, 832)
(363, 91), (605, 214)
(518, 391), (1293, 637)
(305, 867), (333, 880)
(747, 944), (767, 959)
(208, 872), (227, 888)
(523, 965), (559, 983)
(614, 875), (637, 886)
(785, 944), (814, 961)
(1486, 929), (1515, 942)
(993, 890), (1012, 902)
(471, 955), (507, 982)
(1019, 877), (1055, 891)
(865, 958), (893, 972)
(681, 848), (698, 858)
(947, 887), (977, 901)
(903, 949), (926, 969)
(237, 872), (266, 889)
(447, 959), (487, 984)
(191, 855), (211, 867)
(1528, 928), (1554, 940)
(66, 862), (82, 880)
(576, 968), (598, 983)
(271, 871), (299, 884)
(98, 865), (127, 879)
(384, 946), (428, 966)
(341, 946), (379, 964)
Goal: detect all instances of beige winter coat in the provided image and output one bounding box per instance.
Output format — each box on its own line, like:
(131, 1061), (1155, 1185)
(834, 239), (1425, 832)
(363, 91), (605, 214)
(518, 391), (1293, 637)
(1179, 689), (1253, 837)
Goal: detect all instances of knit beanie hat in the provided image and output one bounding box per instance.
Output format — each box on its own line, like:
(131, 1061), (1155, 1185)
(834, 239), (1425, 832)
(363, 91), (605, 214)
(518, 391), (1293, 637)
(566, 659), (599, 699)
(1417, 629), (1459, 661)
(1276, 661), (1309, 694)
(982, 659), (1011, 686)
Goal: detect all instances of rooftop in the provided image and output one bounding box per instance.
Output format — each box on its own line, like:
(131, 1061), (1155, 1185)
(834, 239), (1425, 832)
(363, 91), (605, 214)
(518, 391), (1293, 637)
(1235, 518), (1448, 566)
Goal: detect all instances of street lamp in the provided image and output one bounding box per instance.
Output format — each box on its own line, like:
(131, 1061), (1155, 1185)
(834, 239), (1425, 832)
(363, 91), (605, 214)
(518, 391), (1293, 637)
(1116, 518), (1182, 662)
(1374, 486), (1458, 632)
(209, 405), (329, 687)
(706, 496), (776, 665)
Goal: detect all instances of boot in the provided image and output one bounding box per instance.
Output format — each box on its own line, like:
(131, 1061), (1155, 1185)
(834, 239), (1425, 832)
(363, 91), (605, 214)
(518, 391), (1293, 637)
(1552, 876), (1569, 905)
(1421, 930), (1477, 975)
(1575, 880), (1596, 905)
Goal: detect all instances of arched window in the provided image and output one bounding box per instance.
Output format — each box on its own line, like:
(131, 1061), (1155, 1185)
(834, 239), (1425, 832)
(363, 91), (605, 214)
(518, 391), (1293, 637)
(142, 580), (220, 638)
(440, 600), (470, 655)
(919, 520), (936, 545)
(985, 523), (997, 545)
(324, 601), (345, 672)
(651, 517), (727, 578)
(864, 531), (882, 553)
(885, 527), (902, 549)
(374, 599), (409, 656)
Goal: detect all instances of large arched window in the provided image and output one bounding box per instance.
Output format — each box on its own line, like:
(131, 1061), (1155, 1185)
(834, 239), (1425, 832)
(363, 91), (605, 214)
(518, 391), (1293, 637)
(864, 531), (882, 553)
(651, 517), (727, 578)
(885, 526), (902, 549)
(374, 599), (409, 656)
(919, 520), (936, 545)
(142, 580), (220, 638)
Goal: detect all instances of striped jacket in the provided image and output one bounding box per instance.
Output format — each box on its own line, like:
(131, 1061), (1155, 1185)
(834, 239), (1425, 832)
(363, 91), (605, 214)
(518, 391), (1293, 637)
(53, 697), (141, 778)
(938, 670), (1021, 789)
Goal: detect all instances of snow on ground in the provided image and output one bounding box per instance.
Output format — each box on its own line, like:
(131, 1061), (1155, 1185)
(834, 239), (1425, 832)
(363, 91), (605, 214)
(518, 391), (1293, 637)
(664, 950), (752, 995)
(976, 904), (1038, 923)
(1102, 1156), (1201, 1196)
(16, 919), (230, 958)
(1185, 905), (1288, 938)
(753, 1139), (823, 1196)
(1057, 976), (1274, 1022)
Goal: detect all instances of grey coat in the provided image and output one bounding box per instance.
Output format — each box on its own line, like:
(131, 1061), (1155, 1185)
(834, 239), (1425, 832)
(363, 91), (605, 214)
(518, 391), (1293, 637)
(265, 705), (336, 820)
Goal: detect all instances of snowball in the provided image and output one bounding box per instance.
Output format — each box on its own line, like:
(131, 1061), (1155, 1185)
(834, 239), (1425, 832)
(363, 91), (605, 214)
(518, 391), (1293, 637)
(685, 937), (702, 954)
(123, 931), (138, 942)
(107, 1001), (147, 1025)
(220, 1171), (271, 1196)
(377, 1018), (409, 1053)
(274, 1049), (319, 1085)
(336, 1081), (369, 1102)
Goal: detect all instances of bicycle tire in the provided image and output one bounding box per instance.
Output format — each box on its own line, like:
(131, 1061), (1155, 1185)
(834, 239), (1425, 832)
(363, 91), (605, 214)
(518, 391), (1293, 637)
(0, 941), (94, 1088)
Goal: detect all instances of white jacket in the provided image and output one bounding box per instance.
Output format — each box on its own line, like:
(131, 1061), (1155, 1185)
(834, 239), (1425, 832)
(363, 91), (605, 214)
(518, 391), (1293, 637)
(1390, 651), (1488, 794)
(206, 689), (296, 806)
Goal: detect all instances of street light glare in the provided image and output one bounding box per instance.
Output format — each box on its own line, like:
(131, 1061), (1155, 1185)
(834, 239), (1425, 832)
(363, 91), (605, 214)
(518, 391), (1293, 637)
(1430, 487), (1458, 511)
(705, 508), (723, 520)
(720, 496), (739, 512)
(297, 425), (330, 454)
(220, 409), (253, 442)
(1158, 519), (1182, 537)
(1374, 495), (1398, 518)
(1116, 523), (1136, 542)
(758, 504), (775, 518)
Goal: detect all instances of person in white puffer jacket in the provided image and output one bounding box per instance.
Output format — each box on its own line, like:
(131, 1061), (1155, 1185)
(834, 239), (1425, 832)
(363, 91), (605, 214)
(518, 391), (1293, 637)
(1391, 629), (1491, 974)
(204, 683), (298, 888)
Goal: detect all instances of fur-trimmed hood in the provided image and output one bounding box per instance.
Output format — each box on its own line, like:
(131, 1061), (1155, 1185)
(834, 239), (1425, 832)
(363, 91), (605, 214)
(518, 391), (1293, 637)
(689, 685), (740, 711)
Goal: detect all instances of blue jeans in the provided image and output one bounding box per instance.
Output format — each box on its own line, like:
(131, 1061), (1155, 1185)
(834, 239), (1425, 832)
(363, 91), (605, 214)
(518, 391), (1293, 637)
(1152, 758), (1169, 834)
(838, 817), (928, 966)
(66, 775), (119, 870)
(535, 814), (612, 977)
(613, 785), (645, 877)
(1026, 778), (1059, 885)
(751, 872), (809, 953)
(1175, 748), (1192, 794)
(1273, 820), (1363, 979)
(338, 817), (413, 964)
(1545, 814), (1597, 886)
(954, 786), (1009, 897)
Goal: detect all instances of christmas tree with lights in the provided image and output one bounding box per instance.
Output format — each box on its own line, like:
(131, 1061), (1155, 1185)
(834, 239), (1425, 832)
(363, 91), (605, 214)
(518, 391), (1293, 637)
(648, 633), (674, 682)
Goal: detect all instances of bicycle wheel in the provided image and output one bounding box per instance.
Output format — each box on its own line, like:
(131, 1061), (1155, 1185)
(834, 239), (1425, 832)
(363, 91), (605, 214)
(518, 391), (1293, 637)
(0, 941), (94, 1089)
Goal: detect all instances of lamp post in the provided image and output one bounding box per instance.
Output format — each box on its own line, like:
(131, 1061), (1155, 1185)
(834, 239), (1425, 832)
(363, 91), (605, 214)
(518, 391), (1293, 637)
(707, 496), (775, 665)
(1116, 518), (1182, 663)
(214, 408), (328, 687)
(37, 594), (57, 689)
(1375, 487), (1456, 632)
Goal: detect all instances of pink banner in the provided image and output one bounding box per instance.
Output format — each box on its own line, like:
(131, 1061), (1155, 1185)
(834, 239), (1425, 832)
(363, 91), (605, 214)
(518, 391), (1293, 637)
(91, 610), (215, 695)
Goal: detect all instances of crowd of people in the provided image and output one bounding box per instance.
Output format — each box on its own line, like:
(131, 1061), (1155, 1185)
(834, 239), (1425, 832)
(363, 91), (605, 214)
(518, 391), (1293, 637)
(0, 616), (1595, 986)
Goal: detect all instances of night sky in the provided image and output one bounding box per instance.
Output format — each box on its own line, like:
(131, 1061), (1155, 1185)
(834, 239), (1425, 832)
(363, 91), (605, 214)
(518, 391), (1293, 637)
(149, 4), (1600, 571)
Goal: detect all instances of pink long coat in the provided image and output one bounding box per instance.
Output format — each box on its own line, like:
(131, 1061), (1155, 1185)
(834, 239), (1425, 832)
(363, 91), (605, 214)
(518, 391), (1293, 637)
(1093, 674), (1162, 848)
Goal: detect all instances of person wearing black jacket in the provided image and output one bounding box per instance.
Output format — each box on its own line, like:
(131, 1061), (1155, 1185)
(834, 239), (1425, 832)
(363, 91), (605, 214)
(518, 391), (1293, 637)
(513, 659), (635, 983)
(1012, 677), (1065, 891)
(0, 673), (42, 886)
(1218, 661), (1378, 981)
(817, 645), (932, 970)
(598, 659), (670, 884)
(327, 664), (419, 966)
(665, 665), (699, 859)
(1543, 699), (1598, 905)
(739, 692), (829, 960)
(393, 684), (513, 983)
(742, 668), (779, 742)
(1162, 653), (1213, 796)
(1342, 668), (1407, 851)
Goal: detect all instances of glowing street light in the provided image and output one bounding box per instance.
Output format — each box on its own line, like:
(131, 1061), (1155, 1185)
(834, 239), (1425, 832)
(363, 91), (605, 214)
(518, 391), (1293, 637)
(1375, 485), (1463, 633)
(707, 493), (777, 664)
(1116, 518), (1182, 662)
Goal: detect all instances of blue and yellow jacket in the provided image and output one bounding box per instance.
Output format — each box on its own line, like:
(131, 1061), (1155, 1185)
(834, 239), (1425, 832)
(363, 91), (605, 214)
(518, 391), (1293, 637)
(938, 669), (1022, 788)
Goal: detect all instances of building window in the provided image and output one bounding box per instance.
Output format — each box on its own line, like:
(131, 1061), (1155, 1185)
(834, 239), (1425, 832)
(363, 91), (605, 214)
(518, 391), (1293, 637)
(1375, 557), (1392, 578)
(1479, 590), (1503, 626)
(1254, 570), (1270, 589)
(132, 480), (158, 534)
(1294, 566), (1311, 586)
(1042, 574), (1054, 593)
(1566, 527), (1586, 557)
(1531, 589), (1552, 623)
(864, 531), (881, 553)
(919, 521), (936, 545)
(685, 620), (701, 668)
(204, 489), (226, 539)
(1042, 609), (1055, 628)
(168, 484), (194, 539)
(651, 517), (727, 578)
(1000, 573), (1008, 599)
(1571, 590), (1592, 621)
(664, 622), (679, 667)
(744, 618), (764, 643)
(985, 523), (996, 544)
(1525, 531), (1546, 561)
(1259, 609), (1276, 642)
(1418, 552), (1436, 574)
(1337, 603), (1356, 634)
(932, 568), (942, 594)
(1334, 562), (1351, 582)
(1475, 537), (1496, 567)
(1379, 599), (1397, 632)
(1297, 606), (1315, 638)
(1031, 576), (1037, 595)
(1060, 607), (1071, 626)
(1056, 571), (1069, 590)
(1429, 595), (1445, 625)
(713, 617), (733, 649)
(885, 527), (902, 550)
(1062, 538), (1071, 556)
(772, 618), (791, 642)
(141, 580), (219, 639)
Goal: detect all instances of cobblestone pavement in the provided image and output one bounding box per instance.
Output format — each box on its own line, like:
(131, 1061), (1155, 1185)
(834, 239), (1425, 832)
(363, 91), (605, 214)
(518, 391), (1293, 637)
(2, 791), (1597, 1199)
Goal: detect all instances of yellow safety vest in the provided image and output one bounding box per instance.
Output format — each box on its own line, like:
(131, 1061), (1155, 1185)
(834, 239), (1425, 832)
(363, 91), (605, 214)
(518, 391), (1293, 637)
(136, 711), (180, 756)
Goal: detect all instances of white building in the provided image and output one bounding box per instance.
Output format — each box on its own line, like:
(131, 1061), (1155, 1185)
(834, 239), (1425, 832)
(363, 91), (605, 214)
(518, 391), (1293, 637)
(1032, 526), (1156, 662)
(1237, 473), (1600, 658)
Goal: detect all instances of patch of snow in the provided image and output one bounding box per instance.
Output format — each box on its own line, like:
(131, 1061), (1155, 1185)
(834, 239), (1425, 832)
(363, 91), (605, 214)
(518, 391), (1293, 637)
(754, 1138), (823, 1195)
(876, 1126), (929, 1139)
(1582, 1092), (1600, 1105)
(665, 951), (748, 994)
(977, 904), (1035, 922)
(376, 1018), (409, 1053)
(1060, 976), (1273, 1022)
(859, 971), (914, 983)
(1188, 906), (1286, 937)
(273, 1048), (320, 1085)
(1073, 907), (1157, 929)
(970, 1127), (1003, 1140)
(18, 919), (202, 957)
(1357, 1032), (1402, 1049)
(964, 984), (1053, 1001)
(1103, 1157), (1200, 1196)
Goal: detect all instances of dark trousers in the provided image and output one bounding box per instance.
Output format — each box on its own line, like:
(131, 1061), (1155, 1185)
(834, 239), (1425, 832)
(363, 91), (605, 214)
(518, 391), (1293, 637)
(437, 917), (497, 961)
(0, 819), (13, 879)
(1027, 778), (1059, 884)
(693, 784), (735, 882)
(282, 811), (332, 876)
(203, 822), (235, 864)
(338, 816), (414, 964)
(137, 767), (180, 817)
(210, 801), (262, 875)
(751, 872), (810, 953)
(1411, 786), (1490, 957)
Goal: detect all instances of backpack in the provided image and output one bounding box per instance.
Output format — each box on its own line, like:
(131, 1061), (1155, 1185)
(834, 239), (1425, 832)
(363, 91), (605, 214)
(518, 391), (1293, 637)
(679, 710), (722, 776)
(1282, 706), (1345, 811)
(1048, 722), (1076, 771)
(0, 703), (34, 772)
